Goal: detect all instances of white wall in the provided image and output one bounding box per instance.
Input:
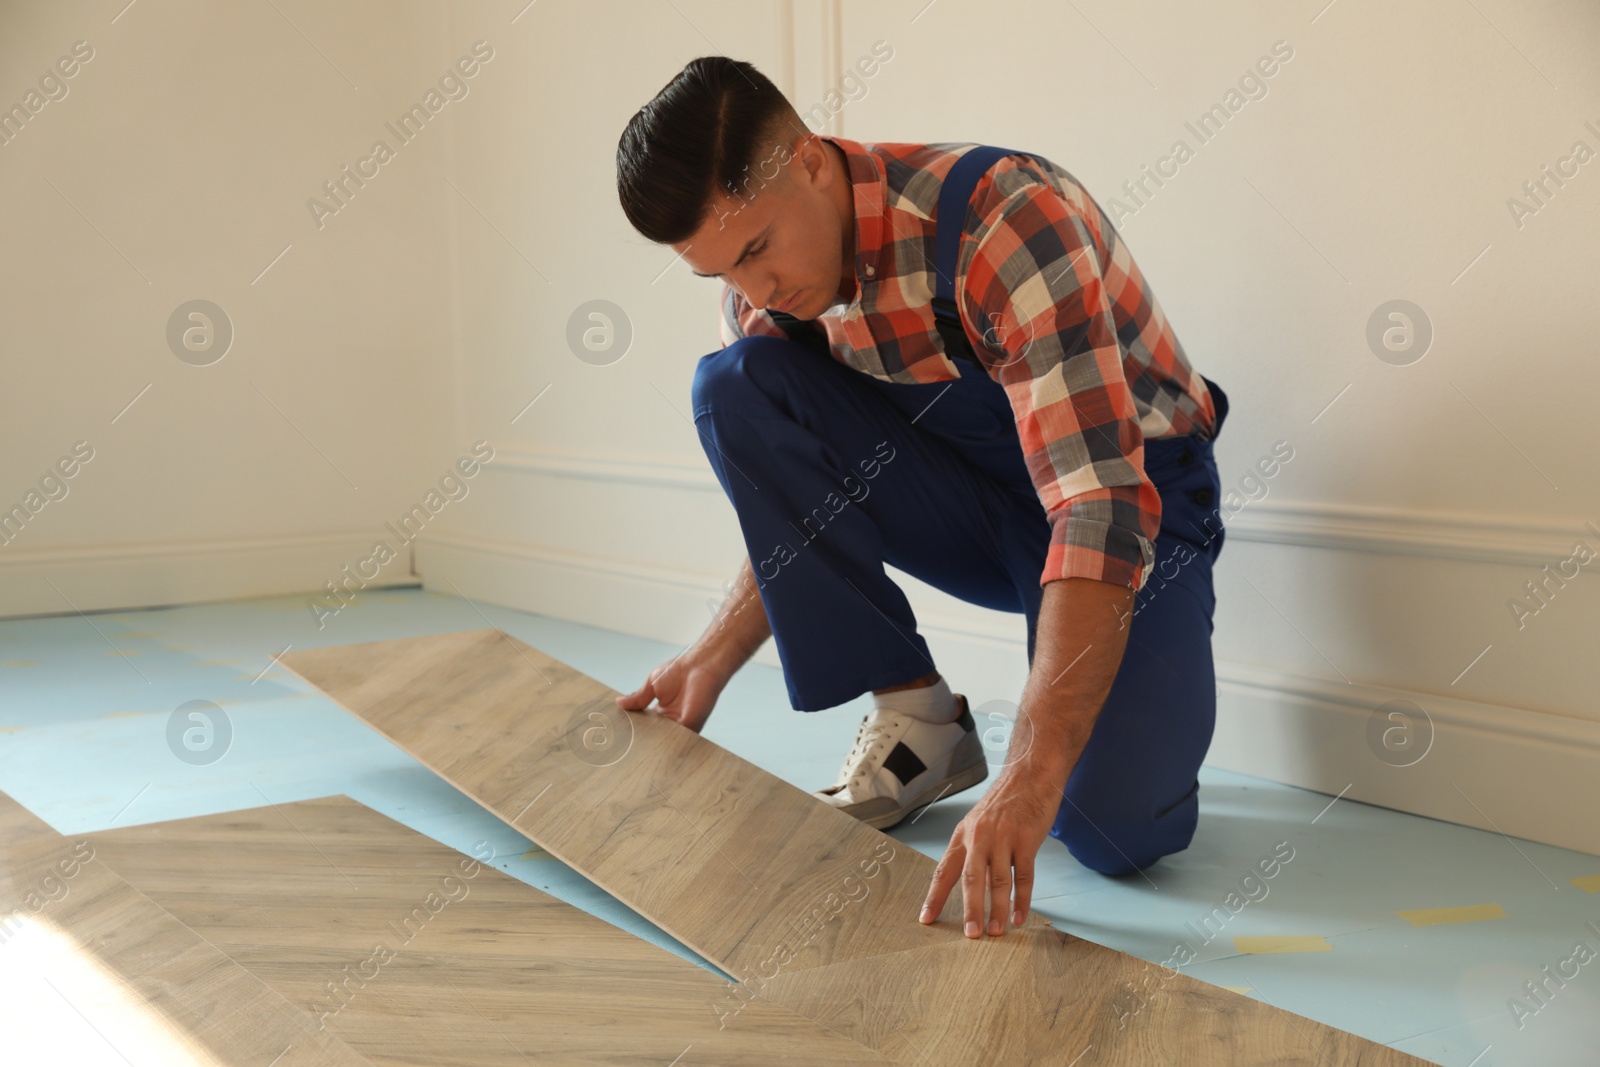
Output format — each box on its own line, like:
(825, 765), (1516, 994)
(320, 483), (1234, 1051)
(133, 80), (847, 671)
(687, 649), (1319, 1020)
(424, 0), (1600, 855)
(0, 1), (468, 622)
(4, 1), (1596, 853)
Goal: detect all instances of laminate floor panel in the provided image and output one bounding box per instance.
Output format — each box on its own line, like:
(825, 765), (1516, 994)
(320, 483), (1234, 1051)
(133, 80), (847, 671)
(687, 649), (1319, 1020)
(278, 628), (1438, 1067)
(758, 927), (1431, 1066)
(84, 794), (895, 1066)
(0, 792), (369, 1067)
(280, 627), (951, 979)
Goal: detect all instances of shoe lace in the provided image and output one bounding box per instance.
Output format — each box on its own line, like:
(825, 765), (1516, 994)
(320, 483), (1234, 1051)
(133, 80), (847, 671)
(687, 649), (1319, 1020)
(837, 713), (901, 789)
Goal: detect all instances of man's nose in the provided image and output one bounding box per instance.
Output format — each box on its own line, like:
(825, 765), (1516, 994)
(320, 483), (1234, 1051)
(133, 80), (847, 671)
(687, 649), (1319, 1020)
(737, 271), (778, 311)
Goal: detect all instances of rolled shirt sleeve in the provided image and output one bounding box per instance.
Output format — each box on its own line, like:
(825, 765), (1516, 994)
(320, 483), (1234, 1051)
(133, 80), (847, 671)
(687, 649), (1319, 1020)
(960, 169), (1163, 592)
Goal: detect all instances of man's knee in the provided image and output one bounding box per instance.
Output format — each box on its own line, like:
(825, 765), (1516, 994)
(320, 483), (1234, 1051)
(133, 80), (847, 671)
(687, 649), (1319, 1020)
(691, 335), (807, 417)
(1052, 783), (1200, 876)
(1062, 831), (1179, 877)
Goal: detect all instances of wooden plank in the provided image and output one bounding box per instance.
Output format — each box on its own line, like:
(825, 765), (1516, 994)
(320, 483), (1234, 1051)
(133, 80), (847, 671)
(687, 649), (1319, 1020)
(280, 629), (1437, 1066)
(86, 795), (894, 1066)
(280, 628), (951, 980)
(758, 927), (1431, 1066)
(0, 792), (369, 1067)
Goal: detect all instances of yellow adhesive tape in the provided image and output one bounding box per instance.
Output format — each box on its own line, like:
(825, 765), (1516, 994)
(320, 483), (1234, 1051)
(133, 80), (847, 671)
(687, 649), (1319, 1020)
(1222, 985), (1254, 995)
(1395, 904), (1506, 926)
(1233, 935), (1331, 954)
(1572, 875), (1600, 894)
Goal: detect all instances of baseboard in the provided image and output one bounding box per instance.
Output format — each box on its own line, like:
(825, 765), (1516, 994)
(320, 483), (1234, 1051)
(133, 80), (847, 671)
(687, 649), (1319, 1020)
(0, 532), (417, 619)
(418, 529), (1600, 857)
(417, 531), (734, 654)
(1211, 660), (1600, 857)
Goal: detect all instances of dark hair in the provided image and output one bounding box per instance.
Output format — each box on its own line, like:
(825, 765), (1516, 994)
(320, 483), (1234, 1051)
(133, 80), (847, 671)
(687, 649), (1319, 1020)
(616, 57), (801, 244)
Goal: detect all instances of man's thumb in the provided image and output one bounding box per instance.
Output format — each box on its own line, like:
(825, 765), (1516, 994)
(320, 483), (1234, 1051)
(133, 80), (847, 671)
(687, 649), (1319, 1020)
(615, 680), (653, 709)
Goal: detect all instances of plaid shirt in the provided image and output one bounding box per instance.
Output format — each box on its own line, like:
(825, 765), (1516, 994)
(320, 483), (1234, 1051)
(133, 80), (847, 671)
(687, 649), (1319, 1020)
(719, 137), (1218, 592)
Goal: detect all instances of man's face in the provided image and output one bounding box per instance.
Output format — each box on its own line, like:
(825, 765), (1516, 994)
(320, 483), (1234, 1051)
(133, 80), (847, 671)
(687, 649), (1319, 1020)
(676, 135), (849, 321)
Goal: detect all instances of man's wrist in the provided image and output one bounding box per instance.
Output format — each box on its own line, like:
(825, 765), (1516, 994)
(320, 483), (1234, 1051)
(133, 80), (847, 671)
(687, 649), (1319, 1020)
(685, 634), (745, 683)
(999, 706), (1081, 792)
(999, 746), (1073, 795)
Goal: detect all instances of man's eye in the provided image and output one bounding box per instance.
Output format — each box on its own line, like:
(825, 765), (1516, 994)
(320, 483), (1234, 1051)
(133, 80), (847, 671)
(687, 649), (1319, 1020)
(749, 241), (768, 257)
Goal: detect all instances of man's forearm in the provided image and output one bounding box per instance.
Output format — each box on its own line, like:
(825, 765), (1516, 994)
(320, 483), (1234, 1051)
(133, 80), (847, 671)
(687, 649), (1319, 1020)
(1007, 577), (1135, 792)
(691, 555), (772, 677)
(918, 575), (1139, 936)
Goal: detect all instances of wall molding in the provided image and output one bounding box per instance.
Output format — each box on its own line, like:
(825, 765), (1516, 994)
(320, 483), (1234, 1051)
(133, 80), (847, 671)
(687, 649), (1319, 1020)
(417, 528), (1599, 856)
(1210, 659), (1600, 856)
(1223, 501), (1600, 569)
(487, 443), (1598, 568)
(490, 443), (722, 492)
(785, 0), (846, 136)
(0, 532), (416, 620)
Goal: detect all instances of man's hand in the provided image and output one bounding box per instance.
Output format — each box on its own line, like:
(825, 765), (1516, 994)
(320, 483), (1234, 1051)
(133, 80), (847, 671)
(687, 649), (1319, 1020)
(919, 758), (1060, 937)
(918, 577), (1135, 936)
(617, 555), (772, 733)
(615, 647), (730, 733)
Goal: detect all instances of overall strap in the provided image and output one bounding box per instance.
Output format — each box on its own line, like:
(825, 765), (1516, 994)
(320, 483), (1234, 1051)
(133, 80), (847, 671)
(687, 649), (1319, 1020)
(932, 145), (1021, 364)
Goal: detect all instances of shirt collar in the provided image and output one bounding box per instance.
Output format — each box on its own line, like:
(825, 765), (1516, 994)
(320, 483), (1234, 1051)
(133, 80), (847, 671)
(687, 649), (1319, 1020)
(820, 135), (888, 309)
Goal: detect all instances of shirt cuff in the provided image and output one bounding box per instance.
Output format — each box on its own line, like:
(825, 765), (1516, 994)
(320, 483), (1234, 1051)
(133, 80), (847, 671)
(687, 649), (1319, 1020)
(1039, 510), (1157, 592)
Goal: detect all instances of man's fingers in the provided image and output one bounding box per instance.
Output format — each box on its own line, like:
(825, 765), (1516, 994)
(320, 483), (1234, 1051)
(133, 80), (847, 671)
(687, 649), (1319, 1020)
(1012, 852), (1035, 928)
(960, 846), (988, 939)
(988, 847), (1013, 937)
(920, 838), (966, 924)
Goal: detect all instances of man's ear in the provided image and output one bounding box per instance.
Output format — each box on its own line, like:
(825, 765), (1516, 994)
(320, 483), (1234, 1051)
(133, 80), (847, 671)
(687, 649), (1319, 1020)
(791, 133), (830, 191)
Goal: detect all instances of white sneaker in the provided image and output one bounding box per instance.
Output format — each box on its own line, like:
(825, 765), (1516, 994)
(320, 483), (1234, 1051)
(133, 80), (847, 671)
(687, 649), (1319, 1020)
(813, 693), (988, 829)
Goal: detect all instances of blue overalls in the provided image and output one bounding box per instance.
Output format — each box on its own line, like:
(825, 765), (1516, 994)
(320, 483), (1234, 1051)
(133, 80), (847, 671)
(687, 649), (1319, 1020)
(690, 146), (1230, 876)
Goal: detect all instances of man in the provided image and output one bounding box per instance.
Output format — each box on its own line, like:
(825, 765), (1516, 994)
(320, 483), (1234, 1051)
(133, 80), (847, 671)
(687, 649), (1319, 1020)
(612, 56), (1230, 941)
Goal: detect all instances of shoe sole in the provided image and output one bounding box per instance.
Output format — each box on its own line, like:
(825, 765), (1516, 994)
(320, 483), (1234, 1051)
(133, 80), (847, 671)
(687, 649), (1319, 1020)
(854, 746), (990, 831)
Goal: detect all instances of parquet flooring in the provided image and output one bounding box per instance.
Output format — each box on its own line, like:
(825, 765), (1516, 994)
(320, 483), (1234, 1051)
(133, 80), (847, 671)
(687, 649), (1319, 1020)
(85, 794), (894, 1065)
(0, 792), (370, 1066)
(278, 627), (1436, 1066)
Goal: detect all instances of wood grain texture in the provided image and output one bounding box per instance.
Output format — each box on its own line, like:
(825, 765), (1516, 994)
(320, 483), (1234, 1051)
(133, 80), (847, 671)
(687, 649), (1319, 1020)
(86, 795), (893, 1066)
(281, 627), (951, 981)
(758, 927), (1433, 1066)
(280, 628), (1438, 1067)
(0, 792), (369, 1067)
